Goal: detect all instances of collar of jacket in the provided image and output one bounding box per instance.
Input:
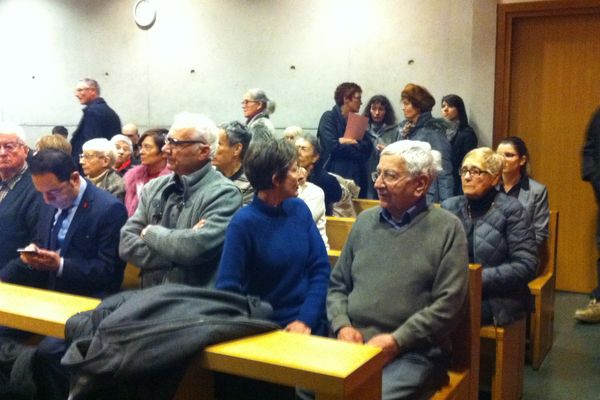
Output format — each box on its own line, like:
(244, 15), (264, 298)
(169, 162), (212, 202)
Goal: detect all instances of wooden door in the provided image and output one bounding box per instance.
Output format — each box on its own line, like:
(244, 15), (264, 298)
(495, 2), (600, 292)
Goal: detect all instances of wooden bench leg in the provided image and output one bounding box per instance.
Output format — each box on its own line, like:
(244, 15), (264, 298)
(172, 357), (214, 400)
(530, 278), (555, 370)
(491, 318), (526, 400)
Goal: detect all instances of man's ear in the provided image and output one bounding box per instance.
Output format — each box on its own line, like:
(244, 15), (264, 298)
(413, 175), (430, 197)
(69, 171), (80, 186)
(198, 143), (212, 160)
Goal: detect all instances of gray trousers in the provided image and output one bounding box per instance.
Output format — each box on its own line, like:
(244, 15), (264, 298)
(381, 347), (449, 400)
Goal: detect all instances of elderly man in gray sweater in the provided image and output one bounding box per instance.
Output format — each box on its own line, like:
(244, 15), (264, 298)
(119, 113), (242, 288)
(327, 140), (468, 399)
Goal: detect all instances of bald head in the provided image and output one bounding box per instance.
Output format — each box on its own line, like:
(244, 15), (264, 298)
(122, 123), (140, 145)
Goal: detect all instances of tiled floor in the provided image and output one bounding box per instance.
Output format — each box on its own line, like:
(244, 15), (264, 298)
(521, 292), (600, 400)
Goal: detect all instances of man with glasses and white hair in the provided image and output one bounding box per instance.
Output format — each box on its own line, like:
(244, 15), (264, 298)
(70, 78), (121, 170)
(120, 112), (242, 288)
(327, 140), (469, 399)
(0, 122), (45, 271)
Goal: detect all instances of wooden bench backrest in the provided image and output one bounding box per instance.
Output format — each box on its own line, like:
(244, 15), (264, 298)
(325, 216), (356, 252)
(352, 198), (380, 215)
(538, 210), (558, 276)
(454, 264), (482, 399)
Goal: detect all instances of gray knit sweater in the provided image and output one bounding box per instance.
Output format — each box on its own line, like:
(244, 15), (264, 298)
(327, 205), (468, 351)
(119, 163), (242, 287)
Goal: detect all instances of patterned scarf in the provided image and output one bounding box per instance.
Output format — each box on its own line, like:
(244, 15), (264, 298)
(401, 121), (415, 139)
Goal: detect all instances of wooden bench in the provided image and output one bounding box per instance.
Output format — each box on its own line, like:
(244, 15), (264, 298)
(0, 282), (385, 400)
(325, 216), (355, 251)
(528, 209), (558, 369)
(480, 318), (526, 400)
(351, 198), (380, 215)
(431, 263), (481, 400)
(123, 262), (141, 289)
(0, 282), (101, 339)
(328, 249), (341, 266)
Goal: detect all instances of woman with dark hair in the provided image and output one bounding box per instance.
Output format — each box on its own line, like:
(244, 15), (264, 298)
(212, 121), (254, 205)
(295, 134), (342, 215)
(362, 94), (398, 199)
(497, 136), (549, 248)
(398, 83), (453, 202)
(442, 147), (537, 326)
(123, 128), (170, 216)
(216, 139), (330, 335)
(317, 82), (372, 198)
(441, 94), (478, 194)
(242, 88), (276, 143)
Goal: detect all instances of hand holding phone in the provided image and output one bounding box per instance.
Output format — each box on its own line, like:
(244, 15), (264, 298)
(17, 244), (40, 255)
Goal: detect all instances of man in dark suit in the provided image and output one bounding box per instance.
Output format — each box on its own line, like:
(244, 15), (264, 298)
(0, 123), (44, 271)
(0, 149), (127, 398)
(70, 78), (121, 171)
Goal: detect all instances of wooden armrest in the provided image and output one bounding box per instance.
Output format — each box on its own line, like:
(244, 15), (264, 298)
(528, 272), (553, 295)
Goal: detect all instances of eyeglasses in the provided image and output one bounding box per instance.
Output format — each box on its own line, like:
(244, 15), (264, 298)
(165, 137), (206, 147)
(0, 142), (23, 153)
(79, 153), (102, 161)
(241, 100), (259, 106)
(371, 170), (402, 184)
(459, 167), (488, 177)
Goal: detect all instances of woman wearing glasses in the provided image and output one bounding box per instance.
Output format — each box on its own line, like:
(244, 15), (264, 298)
(442, 147), (537, 326)
(241, 88), (276, 143)
(496, 136), (549, 249)
(123, 128), (170, 216)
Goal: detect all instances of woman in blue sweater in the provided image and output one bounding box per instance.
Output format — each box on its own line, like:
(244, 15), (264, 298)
(216, 139), (330, 335)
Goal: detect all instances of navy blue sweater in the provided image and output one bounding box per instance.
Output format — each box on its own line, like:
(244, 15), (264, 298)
(216, 196), (330, 330)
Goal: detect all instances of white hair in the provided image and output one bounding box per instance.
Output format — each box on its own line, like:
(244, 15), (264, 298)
(170, 112), (218, 158)
(0, 122), (26, 143)
(82, 138), (116, 166)
(110, 134), (133, 150)
(381, 140), (442, 179)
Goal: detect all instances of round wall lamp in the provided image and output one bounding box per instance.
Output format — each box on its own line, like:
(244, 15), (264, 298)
(133, 0), (156, 29)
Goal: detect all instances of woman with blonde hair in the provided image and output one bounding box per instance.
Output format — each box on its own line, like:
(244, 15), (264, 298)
(442, 147), (537, 325)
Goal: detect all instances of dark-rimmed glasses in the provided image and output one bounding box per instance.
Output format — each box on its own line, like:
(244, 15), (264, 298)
(459, 167), (487, 177)
(165, 137), (206, 147)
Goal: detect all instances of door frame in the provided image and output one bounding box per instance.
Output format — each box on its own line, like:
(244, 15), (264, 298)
(494, 0), (600, 145)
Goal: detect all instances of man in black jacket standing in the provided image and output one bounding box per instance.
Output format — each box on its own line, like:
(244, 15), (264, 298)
(576, 107), (600, 323)
(70, 78), (121, 170)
